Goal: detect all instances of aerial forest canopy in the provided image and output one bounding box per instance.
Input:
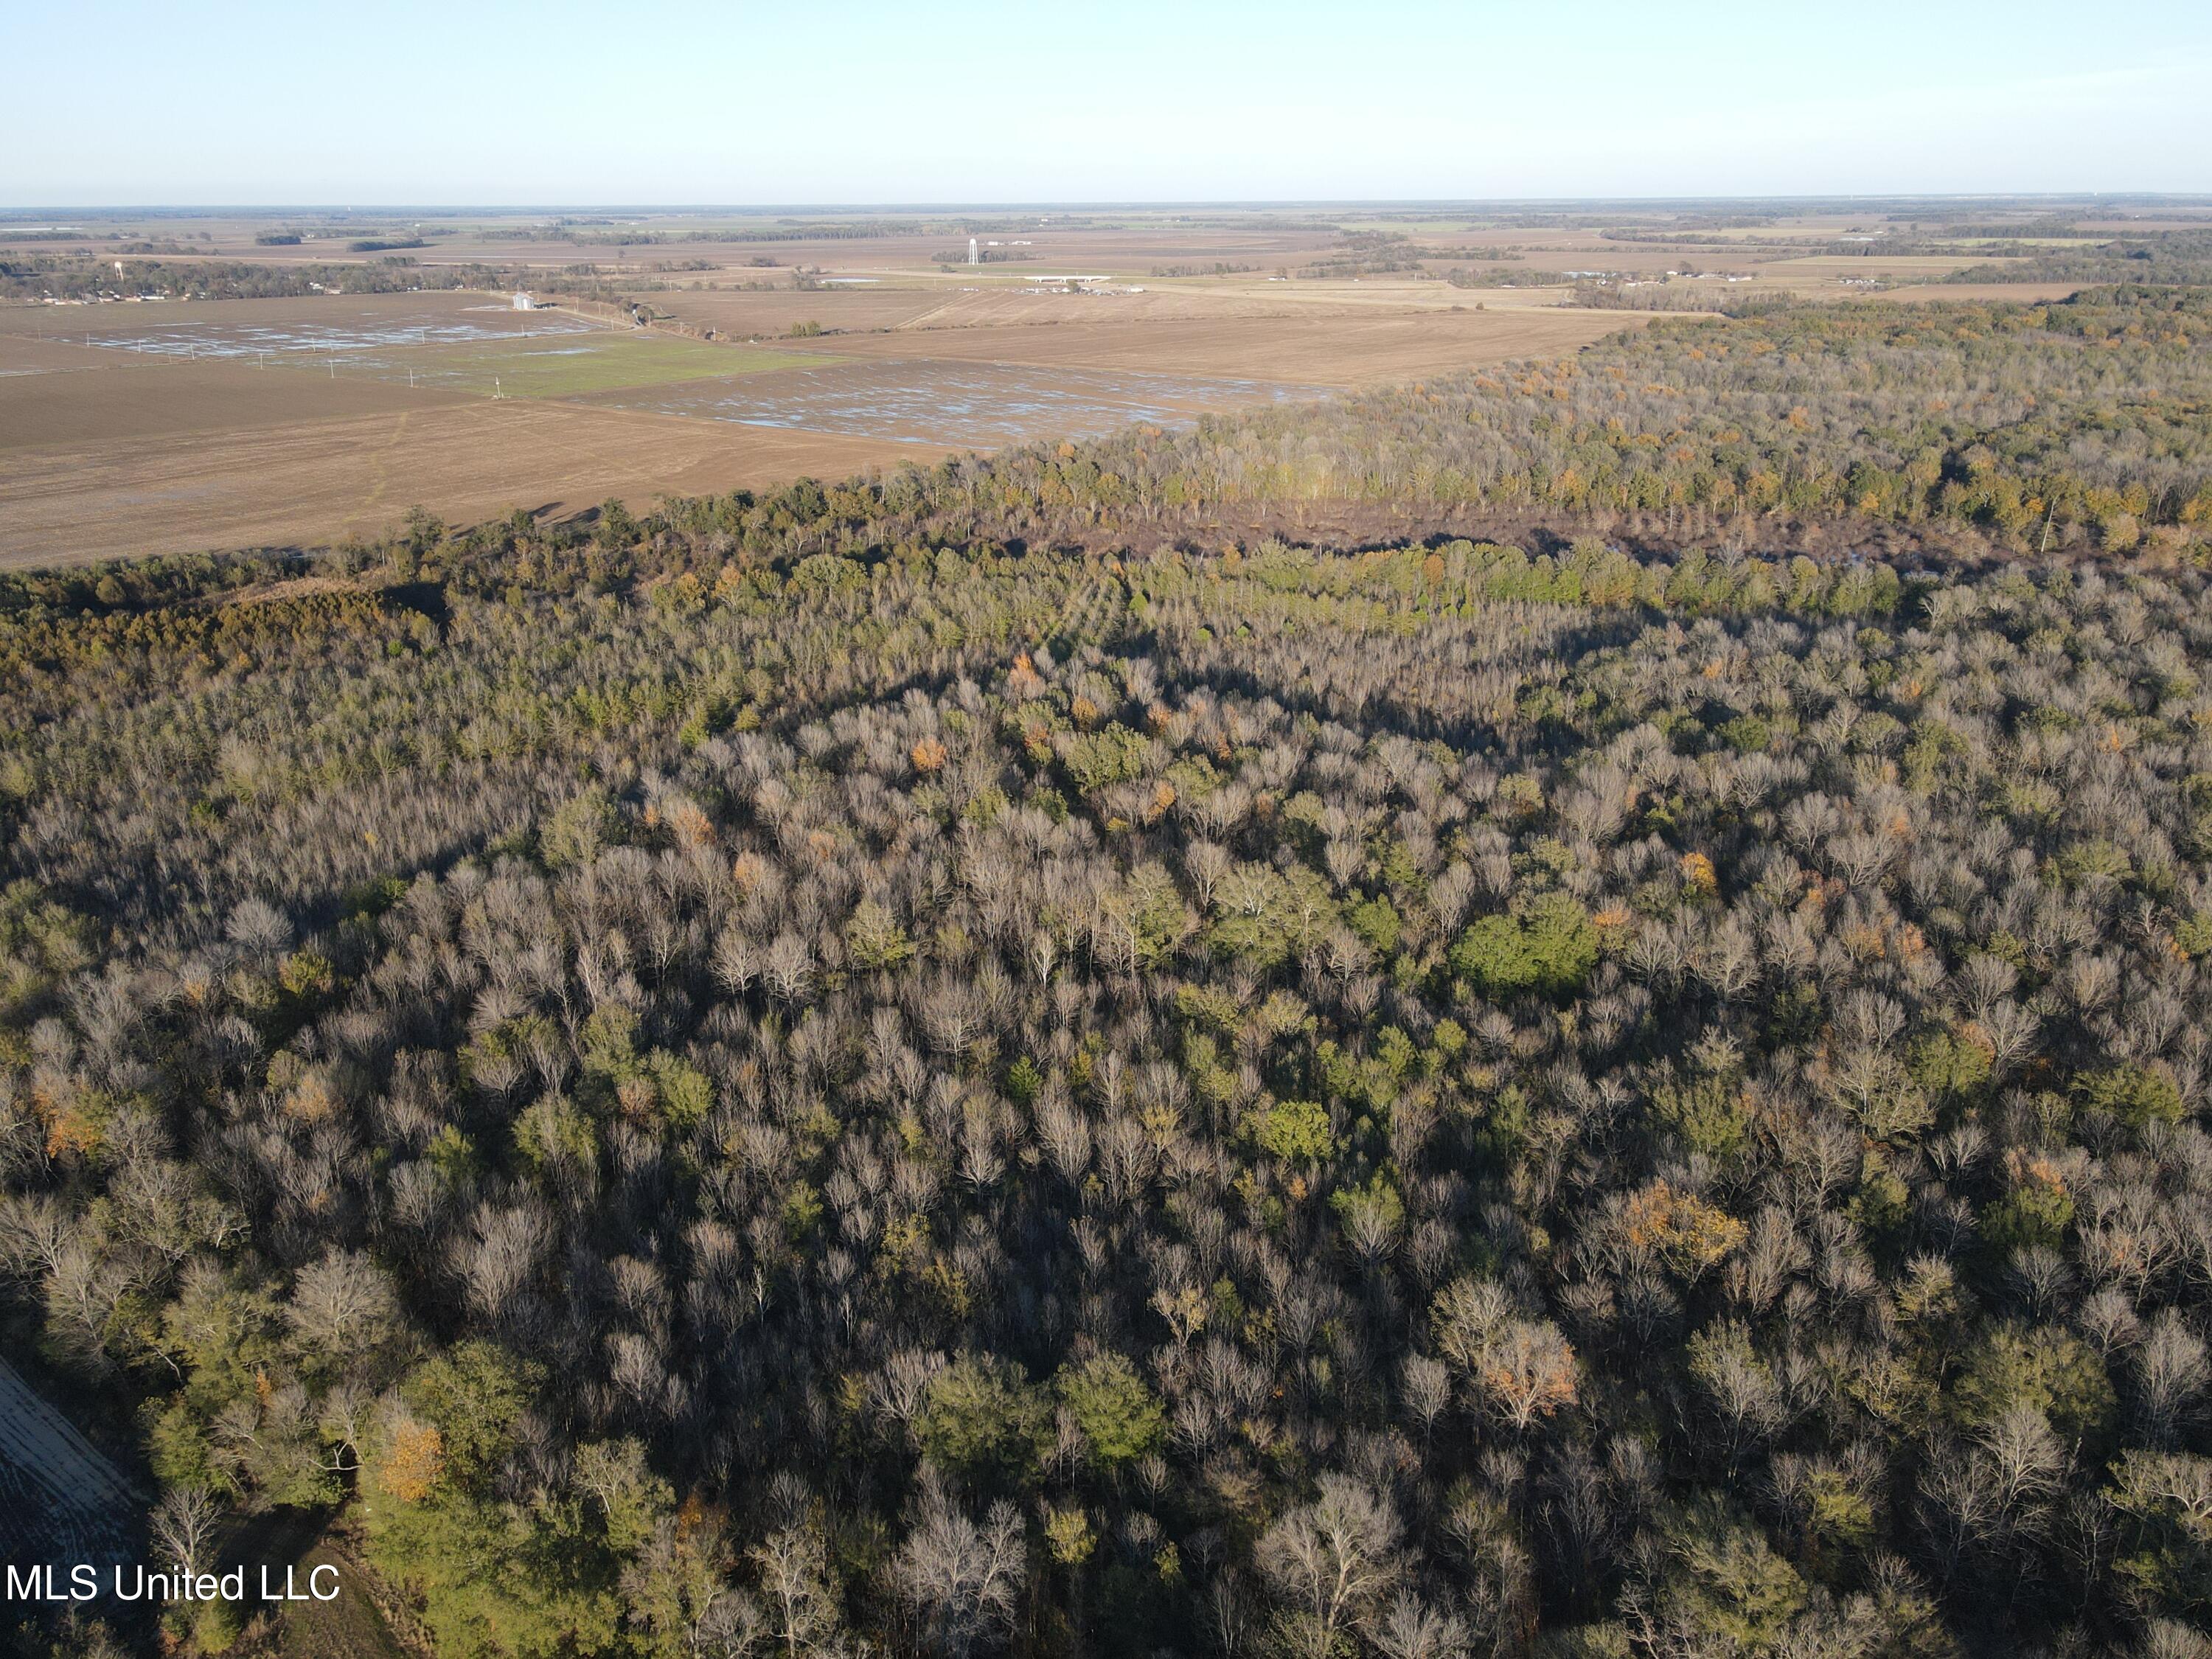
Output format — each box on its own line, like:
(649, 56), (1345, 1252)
(3, 285), (2212, 1659)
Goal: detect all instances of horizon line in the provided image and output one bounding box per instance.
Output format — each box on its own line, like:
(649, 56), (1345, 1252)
(10, 190), (2212, 218)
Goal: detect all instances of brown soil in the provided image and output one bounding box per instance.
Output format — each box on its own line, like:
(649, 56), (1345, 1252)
(811, 308), (1652, 386)
(215, 1511), (423, 1659)
(0, 332), (116, 372)
(0, 359), (473, 448)
(263, 1534), (416, 1659)
(647, 275), (1580, 347)
(651, 286), (964, 338)
(0, 399), (948, 566)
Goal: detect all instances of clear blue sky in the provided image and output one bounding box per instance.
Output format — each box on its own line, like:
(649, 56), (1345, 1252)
(8, 0), (2209, 206)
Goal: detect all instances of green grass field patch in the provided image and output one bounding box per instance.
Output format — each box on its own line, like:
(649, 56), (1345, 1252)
(369, 333), (836, 399)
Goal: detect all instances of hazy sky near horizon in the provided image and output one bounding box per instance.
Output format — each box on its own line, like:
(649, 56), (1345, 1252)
(9, 0), (2211, 205)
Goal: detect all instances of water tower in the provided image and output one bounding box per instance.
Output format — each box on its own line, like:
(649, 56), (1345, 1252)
(968, 237), (979, 267)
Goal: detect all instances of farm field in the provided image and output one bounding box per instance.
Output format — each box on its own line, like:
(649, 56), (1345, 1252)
(0, 399), (941, 565)
(0, 1357), (141, 1587)
(0, 271), (1621, 563)
(0, 330), (114, 373)
(0, 205), (2028, 291)
(358, 333), (833, 398)
(644, 271), (1583, 342)
(0, 291), (602, 355)
(582, 358), (1328, 446)
(0, 358), (473, 448)
(0, 198), (2184, 565)
(0, 292), (830, 398)
(804, 307), (1654, 385)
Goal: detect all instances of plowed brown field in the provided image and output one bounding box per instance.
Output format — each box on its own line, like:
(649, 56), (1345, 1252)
(0, 359), (473, 448)
(815, 307), (1654, 386)
(648, 275), (1577, 344)
(0, 333), (114, 373)
(0, 401), (947, 566)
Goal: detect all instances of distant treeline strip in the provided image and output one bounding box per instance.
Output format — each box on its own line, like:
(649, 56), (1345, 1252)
(1942, 230), (2212, 286)
(0, 256), (661, 304)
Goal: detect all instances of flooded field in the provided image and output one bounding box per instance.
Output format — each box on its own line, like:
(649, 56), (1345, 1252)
(587, 358), (1329, 447)
(38, 304), (824, 399)
(44, 300), (602, 361)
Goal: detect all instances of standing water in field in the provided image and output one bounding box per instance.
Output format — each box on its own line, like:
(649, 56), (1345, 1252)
(588, 358), (1331, 446)
(70, 304), (600, 362)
